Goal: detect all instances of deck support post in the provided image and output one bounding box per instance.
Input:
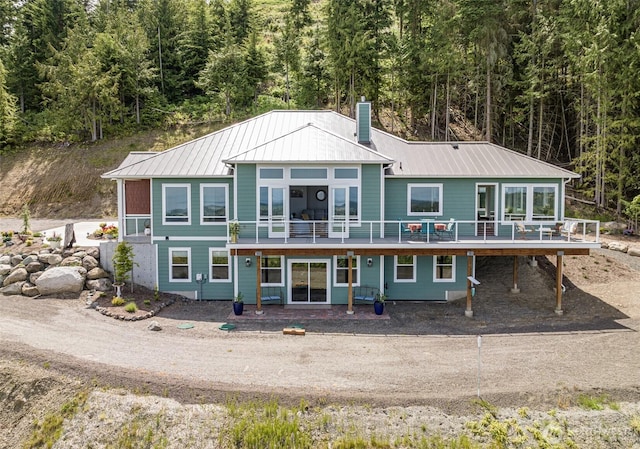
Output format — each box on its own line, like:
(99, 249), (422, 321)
(347, 251), (354, 314)
(465, 251), (474, 317)
(555, 251), (564, 315)
(255, 252), (263, 315)
(510, 256), (520, 293)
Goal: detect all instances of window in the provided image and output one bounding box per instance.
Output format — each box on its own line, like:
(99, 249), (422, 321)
(394, 255), (416, 282)
(169, 248), (190, 282)
(433, 255), (455, 282)
(261, 256), (284, 286)
(349, 186), (359, 222)
(163, 184), (190, 224)
(201, 184), (227, 223)
(408, 184), (443, 216)
(259, 168), (283, 179)
(209, 249), (230, 282)
(502, 184), (558, 221)
(334, 256), (359, 286)
(335, 168), (358, 179)
(291, 168), (327, 179)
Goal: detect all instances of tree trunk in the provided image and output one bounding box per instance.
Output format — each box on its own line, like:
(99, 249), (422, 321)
(485, 55), (491, 142)
(445, 72), (450, 142)
(431, 75), (437, 140)
(527, 95), (534, 157)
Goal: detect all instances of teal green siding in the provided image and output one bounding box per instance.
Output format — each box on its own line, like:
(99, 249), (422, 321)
(152, 178), (234, 238)
(356, 102), (371, 143)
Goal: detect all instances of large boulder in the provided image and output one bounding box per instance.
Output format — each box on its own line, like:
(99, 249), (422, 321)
(86, 267), (109, 280)
(608, 241), (629, 253)
(85, 247), (100, 260)
(3, 267), (28, 286)
(35, 266), (86, 295)
(10, 254), (23, 266)
(60, 256), (83, 267)
(45, 254), (63, 266)
(85, 278), (112, 292)
(82, 255), (99, 271)
(628, 247), (640, 257)
(1, 281), (25, 295)
(0, 264), (11, 276)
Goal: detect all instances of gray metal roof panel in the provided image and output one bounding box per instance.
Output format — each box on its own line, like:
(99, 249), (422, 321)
(103, 110), (579, 180)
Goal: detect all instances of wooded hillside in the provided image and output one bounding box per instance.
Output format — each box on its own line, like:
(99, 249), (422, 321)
(1, 0), (639, 218)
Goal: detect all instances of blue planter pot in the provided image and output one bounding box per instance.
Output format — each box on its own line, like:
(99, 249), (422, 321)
(233, 302), (244, 316)
(374, 301), (384, 315)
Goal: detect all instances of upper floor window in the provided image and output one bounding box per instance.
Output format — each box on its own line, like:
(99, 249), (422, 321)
(394, 255), (416, 282)
(502, 184), (558, 221)
(407, 184), (443, 216)
(259, 168), (284, 179)
(433, 255), (455, 282)
(163, 184), (190, 224)
(334, 255), (359, 286)
(201, 184), (228, 224)
(209, 249), (230, 282)
(261, 256), (284, 286)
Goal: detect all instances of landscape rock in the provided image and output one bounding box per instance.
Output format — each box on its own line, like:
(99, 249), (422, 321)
(85, 247), (100, 259)
(22, 255), (36, 266)
(21, 283), (40, 297)
(0, 264), (11, 275)
(1, 281), (25, 295)
(608, 241), (629, 253)
(74, 251), (88, 259)
(628, 247), (640, 257)
(3, 267), (28, 286)
(46, 254), (63, 266)
(29, 272), (43, 284)
(147, 321), (162, 331)
(35, 266), (86, 295)
(82, 255), (99, 271)
(25, 261), (43, 273)
(10, 254), (23, 266)
(86, 267), (109, 280)
(61, 256), (83, 267)
(0, 255), (10, 265)
(85, 278), (112, 292)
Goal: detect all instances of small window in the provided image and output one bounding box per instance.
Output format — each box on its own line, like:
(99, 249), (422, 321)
(433, 255), (455, 282)
(259, 168), (284, 179)
(261, 256), (284, 286)
(334, 255), (359, 286)
(201, 184), (228, 223)
(407, 184), (442, 216)
(209, 249), (230, 282)
(169, 248), (191, 282)
(334, 168), (359, 179)
(163, 184), (191, 224)
(291, 168), (327, 179)
(394, 255), (416, 282)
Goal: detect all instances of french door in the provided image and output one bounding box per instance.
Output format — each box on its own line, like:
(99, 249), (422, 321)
(288, 260), (330, 304)
(329, 187), (348, 238)
(263, 186), (286, 238)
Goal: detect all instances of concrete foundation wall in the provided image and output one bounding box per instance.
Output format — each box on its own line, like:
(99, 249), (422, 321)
(100, 242), (156, 290)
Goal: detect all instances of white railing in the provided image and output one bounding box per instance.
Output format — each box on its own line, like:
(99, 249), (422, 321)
(123, 215), (151, 237)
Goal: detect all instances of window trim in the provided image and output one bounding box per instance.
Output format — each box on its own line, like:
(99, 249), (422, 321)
(501, 183), (558, 222)
(407, 183), (443, 216)
(200, 184), (228, 225)
(433, 255), (456, 283)
(162, 183), (191, 225)
(169, 247), (191, 283)
(209, 248), (231, 283)
(261, 255), (285, 287)
(333, 255), (360, 287)
(394, 255), (416, 282)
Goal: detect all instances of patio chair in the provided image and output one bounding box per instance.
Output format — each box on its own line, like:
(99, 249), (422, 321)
(398, 218), (414, 240)
(515, 221), (532, 239)
(442, 219), (455, 239)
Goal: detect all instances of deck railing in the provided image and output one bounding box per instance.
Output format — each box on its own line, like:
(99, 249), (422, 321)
(227, 218), (600, 245)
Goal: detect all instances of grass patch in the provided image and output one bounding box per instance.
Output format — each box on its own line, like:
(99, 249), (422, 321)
(24, 391), (88, 449)
(111, 296), (125, 306)
(631, 416), (640, 435)
(577, 393), (618, 411)
(124, 302), (138, 313)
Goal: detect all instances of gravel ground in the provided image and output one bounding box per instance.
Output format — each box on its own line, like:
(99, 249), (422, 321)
(2, 219), (640, 447)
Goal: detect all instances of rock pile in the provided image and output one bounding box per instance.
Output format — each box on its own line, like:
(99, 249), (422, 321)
(0, 247), (112, 297)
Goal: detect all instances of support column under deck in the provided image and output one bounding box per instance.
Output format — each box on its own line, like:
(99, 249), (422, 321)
(510, 256), (521, 293)
(465, 253), (473, 317)
(555, 252), (564, 315)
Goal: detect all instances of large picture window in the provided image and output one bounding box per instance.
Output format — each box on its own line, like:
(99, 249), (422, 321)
(433, 255), (455, 282)
(201, 184), (228, 223)
(334, 255), (359, 286)
(209, 249), (230, 282)
(502, 184), (558, 221)
(261, 256), (284, 286)
(407, 184), (443, 216)
(169, 248), (190, 282)
(394, 255), (416, 282)
(163, 184), (190, 224)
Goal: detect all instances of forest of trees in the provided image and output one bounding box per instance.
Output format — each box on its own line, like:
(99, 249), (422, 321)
(0, 0), (639, 216)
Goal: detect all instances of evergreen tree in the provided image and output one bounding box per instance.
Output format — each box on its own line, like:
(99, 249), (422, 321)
(244, 30), (268, 106)
(297, 27), (329, 108)
(274, 14), (300, 107)
(0, 58), (17, 145)
(178, 0), (213, 97)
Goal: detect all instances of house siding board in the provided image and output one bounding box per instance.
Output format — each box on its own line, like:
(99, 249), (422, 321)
(236, 165), (256, 221)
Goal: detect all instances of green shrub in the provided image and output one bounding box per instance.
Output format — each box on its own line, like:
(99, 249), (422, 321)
(144, 299), (151, 305)
(111, 296), (125, 306)
(124, 302), (138, 313)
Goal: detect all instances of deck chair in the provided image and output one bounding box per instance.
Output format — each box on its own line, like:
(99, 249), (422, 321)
(398, 219), (414, 240)
(421, 220), (438, 240)
(442, 219), (455, 239)
(515, 221), (532, 239)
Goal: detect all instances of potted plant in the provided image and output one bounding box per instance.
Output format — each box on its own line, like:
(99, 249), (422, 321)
(229, 220), (240, 243)
(47, 231), (62, 249)
(374, 292), (386, 315)
(233, 292), (244, 315)
(112, 241), (136, 297)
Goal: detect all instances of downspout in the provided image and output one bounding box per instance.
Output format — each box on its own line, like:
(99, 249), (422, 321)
(562, 178), (571, 220)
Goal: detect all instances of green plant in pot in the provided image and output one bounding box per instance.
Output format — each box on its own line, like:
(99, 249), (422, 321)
(229, 221), (240, 243)
(233, 292), (244, 315)
(112, 241), (136, 297)
(374, 292), (386, 315)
